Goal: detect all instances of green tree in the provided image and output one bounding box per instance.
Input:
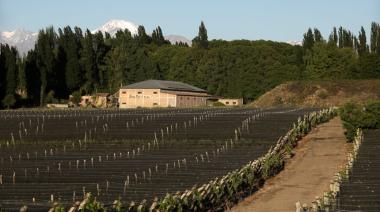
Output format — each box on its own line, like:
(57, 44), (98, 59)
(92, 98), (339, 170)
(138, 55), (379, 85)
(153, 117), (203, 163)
(328, 27), (338, 46)
(70, 90), (82, 105)
(342, 29), (353, 48)
(304, 42), (357, 80)
(370, 22), (379, 53)
(35, 27), (57, 106)
(93, 31), (110, 89)
(152, 26), (168, 46)
(0, 45), (6, 105)
(54, 32), (68, 99)
(192, 21), (209, 48)
(302, 28), (314, 50)
(136, 25), (151, 45)
(314, 28), (324, 43)
(356, 53), (380, 79)
(24, 49), (41, 105)
(4, 45), (18, 97)
(338, 26), (344, 48)
(81, 29), (97, 93)
(358, 26), (368, 56)
(17, 57), (27, 98)
(102, 46), (127, 92)
(63, 26), (83, 92)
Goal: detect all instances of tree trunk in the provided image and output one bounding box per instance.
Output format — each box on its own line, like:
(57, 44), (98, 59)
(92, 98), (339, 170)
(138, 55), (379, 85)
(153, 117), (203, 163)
(40, 85), (45, 107)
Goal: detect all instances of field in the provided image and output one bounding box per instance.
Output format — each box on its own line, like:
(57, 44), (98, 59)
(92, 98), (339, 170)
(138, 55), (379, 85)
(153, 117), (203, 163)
(0, 108), (316, 210)
(333, 129), (380, 211)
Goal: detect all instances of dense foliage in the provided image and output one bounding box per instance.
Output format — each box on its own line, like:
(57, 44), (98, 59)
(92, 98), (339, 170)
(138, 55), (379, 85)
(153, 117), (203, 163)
(339, 101), (380, 141)
(1, 22), (380, 108)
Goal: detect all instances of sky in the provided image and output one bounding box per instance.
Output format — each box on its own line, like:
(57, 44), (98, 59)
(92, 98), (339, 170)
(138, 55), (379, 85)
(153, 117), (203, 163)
(1, 0), (379, 42)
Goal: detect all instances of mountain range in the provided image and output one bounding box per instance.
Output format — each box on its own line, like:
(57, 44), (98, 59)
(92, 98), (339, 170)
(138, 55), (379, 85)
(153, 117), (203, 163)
(0, 19), (192, 56)
(1, 19), (301, 56)
(0, 28), (38, 56)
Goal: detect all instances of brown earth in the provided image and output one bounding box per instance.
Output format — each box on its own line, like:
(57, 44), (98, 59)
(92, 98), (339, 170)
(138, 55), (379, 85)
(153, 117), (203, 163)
(230, 117), (350, 212)
(250, 80), (380, 108)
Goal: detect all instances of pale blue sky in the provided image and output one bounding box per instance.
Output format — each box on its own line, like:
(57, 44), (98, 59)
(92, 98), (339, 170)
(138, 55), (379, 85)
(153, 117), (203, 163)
(1, 0), (379, 41)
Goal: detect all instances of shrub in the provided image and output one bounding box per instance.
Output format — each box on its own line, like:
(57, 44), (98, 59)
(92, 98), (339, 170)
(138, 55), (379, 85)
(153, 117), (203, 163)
(263, 153), (284, 179)
(45, 90), (55, 104)
(2, 94), (16, 109)
(365, 100), (380, 123)
(274, 96), (283, 105)
(213, 101), (225, 107)
(317, 90), (328, 99)
(70, 91), (82, 106)
(339, 101), (380, 141)
(79, 193), (105, 211)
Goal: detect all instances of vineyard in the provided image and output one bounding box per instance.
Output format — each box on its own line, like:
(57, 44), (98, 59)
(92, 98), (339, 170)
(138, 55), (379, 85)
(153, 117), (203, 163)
(333, 129), (380, 211)
(0, 107), (320, 210)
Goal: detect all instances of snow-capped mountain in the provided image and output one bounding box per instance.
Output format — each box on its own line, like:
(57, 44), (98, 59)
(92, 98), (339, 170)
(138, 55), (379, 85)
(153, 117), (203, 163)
(93, 20), (191, 45)
(287, 40), (302, 46)
(165, 35), (191, 46)
(92, 19), (139, 36)
(0, 28), (38, 55)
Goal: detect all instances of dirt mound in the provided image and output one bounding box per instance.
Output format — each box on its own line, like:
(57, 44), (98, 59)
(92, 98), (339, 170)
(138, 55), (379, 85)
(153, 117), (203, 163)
(250, 80), (380, 108)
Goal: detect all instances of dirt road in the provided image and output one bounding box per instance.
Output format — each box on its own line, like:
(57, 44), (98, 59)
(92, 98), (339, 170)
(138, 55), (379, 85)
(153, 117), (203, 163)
(231, 117), (349, 212)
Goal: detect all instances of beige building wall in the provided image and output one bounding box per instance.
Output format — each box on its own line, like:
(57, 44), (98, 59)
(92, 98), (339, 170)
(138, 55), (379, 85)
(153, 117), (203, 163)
(118, 88), (177, 108)
(176, 95), (207, 107)
(118, 88), (208, 108)
(218, 98), (243, 106)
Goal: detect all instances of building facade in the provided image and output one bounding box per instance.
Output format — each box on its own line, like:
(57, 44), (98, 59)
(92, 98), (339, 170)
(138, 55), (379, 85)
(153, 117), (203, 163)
(118, 80), (209, 108)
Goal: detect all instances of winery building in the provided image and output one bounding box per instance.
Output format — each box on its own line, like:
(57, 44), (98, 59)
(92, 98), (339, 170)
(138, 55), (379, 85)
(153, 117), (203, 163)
(118, 80), (210, 108)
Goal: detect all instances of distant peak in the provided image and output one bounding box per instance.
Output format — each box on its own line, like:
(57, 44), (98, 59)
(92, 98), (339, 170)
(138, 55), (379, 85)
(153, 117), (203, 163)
(1, 31), (15, 39)
(92, 19), (139, 36)
(287, 40), (302, 46)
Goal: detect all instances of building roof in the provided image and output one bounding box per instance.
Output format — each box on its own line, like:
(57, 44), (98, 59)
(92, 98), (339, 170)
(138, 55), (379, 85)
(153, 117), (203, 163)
(121, 80), (207, 93)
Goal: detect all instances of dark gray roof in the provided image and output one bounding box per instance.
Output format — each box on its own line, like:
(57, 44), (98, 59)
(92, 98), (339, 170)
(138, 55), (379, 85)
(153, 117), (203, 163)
(121, 80), (206, 93)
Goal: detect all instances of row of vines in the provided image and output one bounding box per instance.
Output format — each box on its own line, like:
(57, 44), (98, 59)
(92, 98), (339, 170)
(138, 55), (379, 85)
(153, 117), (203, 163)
(299, 129), (380, 212)
(50, 108), (337, 211)
(0, 107), (315, 211)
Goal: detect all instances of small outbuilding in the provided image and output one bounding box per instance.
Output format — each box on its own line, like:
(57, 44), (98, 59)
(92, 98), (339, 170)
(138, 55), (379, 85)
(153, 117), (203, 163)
(218, 98), (243, 106)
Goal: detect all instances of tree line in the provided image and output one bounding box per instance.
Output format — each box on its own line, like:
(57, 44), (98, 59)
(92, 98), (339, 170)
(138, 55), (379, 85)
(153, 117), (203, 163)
(0, 21), (379, 108)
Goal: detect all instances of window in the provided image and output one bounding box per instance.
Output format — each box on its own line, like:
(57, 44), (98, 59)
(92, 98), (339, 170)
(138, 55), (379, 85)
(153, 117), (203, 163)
(153, 103), (158, 106)
(153, 91), (158, 94)
(233, 102), (236, 105)
(137, 91), (142, 94)
(122, 91), (126, 94)
(122, 102), (126, 104)
(226, 102), (229, 104)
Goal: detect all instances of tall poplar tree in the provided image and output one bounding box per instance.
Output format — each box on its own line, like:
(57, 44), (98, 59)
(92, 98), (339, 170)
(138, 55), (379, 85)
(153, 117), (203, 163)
(35, 27), (56, 106)
(192, 21), (209, 49)
(63, 26), (82, 92)
(358, 26), (368, 56)
(338, 27), (344, 48)
(302, 28), (314, 50)
(81, 29), (97, 93)
(314, 28), (324, 43)
(370, 22), (379, 53)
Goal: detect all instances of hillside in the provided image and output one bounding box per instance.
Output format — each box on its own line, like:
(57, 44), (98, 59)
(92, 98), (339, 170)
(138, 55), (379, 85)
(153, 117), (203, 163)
(250, 80), (380, 108)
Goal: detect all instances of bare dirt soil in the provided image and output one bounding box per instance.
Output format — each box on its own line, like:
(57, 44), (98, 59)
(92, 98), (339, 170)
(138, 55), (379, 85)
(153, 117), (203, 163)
(230, 117), (350, 212)
(250, 80), (380, 108)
